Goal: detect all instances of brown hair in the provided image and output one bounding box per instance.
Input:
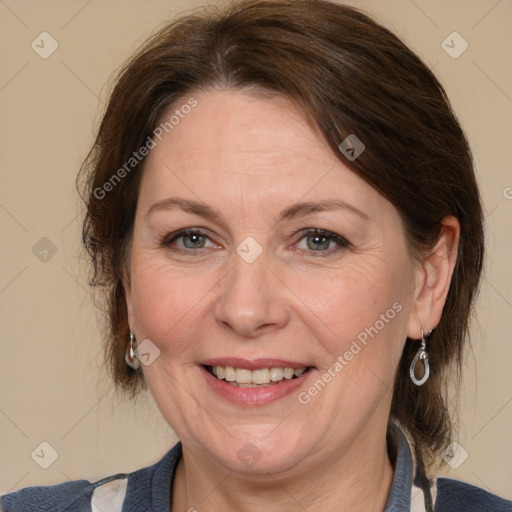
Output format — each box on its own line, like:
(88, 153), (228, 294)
(78, 0), (484, 472)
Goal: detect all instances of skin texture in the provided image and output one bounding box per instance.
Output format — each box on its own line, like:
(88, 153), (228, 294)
(123, 88), (459, 512)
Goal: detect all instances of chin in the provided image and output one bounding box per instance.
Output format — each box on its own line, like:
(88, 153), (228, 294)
(218, 447), (304, 475)
(205, 429), (308, 475)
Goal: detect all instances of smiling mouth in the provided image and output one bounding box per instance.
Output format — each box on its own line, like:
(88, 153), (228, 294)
(203, 365), (313, 387)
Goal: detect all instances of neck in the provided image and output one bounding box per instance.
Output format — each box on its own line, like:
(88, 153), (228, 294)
(171, 427), (395, 512)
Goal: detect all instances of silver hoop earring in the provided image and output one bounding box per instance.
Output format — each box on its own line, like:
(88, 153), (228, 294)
(125, 331), (141, 370)
(410, 328), (430, 386)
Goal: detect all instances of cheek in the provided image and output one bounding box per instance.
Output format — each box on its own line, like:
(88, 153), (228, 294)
(318, 263), (397, 327)
(129, 252), (217, 358)
(310, 255), (412, 366)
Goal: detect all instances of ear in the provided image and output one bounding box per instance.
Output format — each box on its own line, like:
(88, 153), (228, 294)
(406, 216), (460, 339)
(122, 263), (134, 330)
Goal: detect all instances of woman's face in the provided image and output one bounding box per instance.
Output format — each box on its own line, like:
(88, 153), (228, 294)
(124, 89), (424, 474)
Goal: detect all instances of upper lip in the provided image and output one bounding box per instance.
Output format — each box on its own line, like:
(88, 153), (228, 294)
(200, 357), (312, 370)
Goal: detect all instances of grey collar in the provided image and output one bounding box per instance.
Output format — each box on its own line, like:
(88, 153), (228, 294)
(149, 422), (427, 511)
(384, 422), (414, 511)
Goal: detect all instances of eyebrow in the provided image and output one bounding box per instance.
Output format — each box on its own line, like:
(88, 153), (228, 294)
(280, 199), (370, 221)
(144, 197), (370, 223)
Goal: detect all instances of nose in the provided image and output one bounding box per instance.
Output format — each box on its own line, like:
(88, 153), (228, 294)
(214, 247), (290, 338)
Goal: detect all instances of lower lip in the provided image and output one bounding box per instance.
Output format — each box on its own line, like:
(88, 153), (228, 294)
(200, 365), (314, 406)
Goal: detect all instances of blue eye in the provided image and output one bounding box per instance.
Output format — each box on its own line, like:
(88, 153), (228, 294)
(295, 229), (350, 255)
(161, 227), (350, 256)
(163, 229), (215, 250)
(180, 232), (206, 249)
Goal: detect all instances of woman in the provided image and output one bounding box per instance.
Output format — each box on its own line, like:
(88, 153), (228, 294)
(2, 0), (510, 510)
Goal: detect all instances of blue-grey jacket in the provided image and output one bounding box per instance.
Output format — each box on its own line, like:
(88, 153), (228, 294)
(1, 424), (510, 511)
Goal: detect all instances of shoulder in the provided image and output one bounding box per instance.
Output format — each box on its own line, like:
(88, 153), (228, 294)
(434, 476), (512, 512)
(0, 477), (102, 512)
(0, 475), (132, 512)
(1, 442), (182, 512)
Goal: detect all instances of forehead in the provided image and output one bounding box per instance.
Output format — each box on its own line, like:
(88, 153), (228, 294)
(138, 88), (382, 217)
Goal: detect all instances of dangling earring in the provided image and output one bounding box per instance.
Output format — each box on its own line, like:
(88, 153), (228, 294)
(410, 328), (430, 386)
(125, 331), (141, 370)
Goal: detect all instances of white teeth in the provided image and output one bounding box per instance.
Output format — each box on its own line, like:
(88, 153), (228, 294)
(224, 366), (236, 382)
(252, 368), (271, 384)
(270, 367), (284, 381)
(208, 365), (307, 385)
(235, 368), (252, 384)
(283, 368), (294, 379)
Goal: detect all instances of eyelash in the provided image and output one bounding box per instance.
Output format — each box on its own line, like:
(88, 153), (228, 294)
(294, 228), (351, 256)
(161, 228), (351, 257)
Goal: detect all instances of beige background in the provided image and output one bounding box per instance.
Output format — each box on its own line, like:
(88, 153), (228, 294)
(1, 0), (511, 501)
